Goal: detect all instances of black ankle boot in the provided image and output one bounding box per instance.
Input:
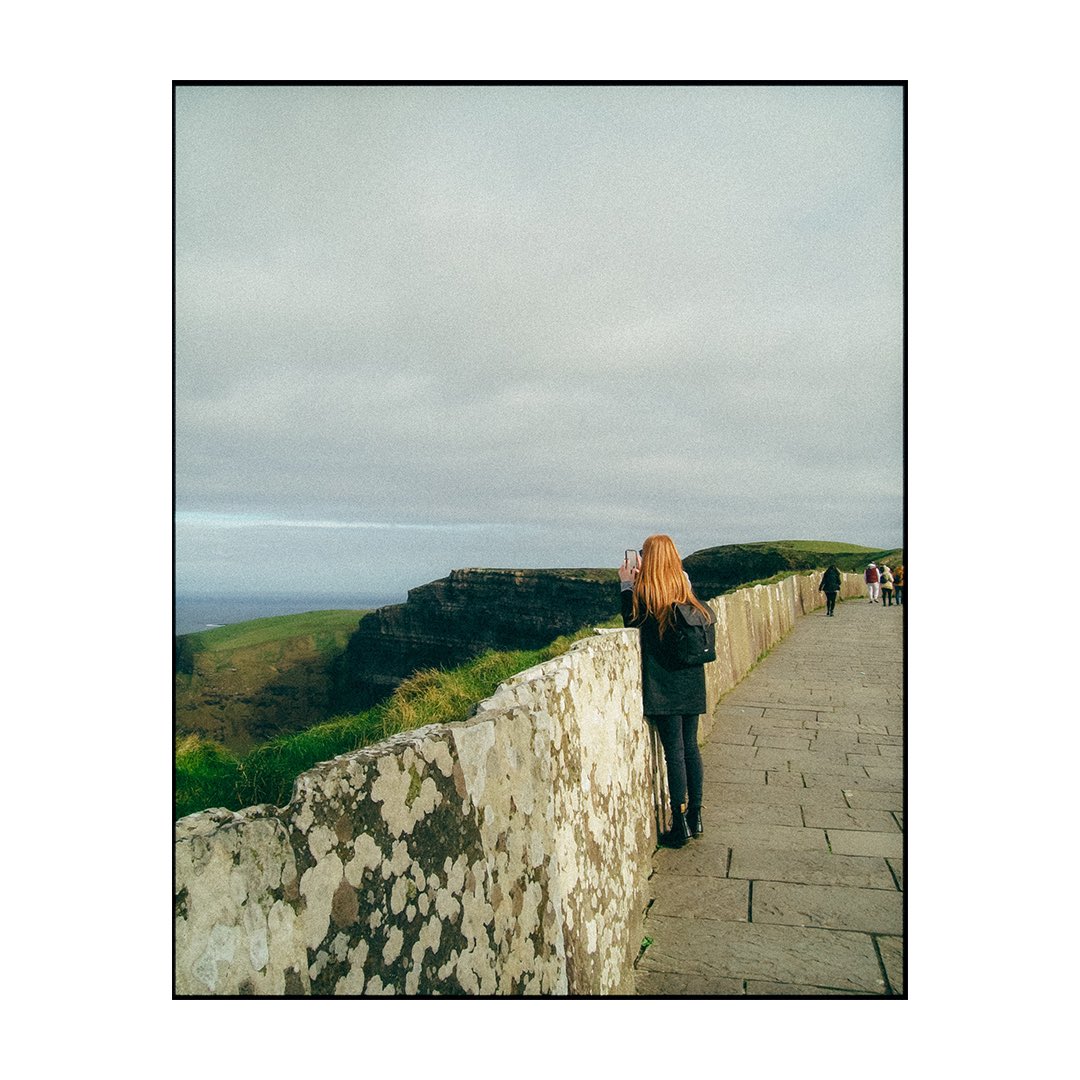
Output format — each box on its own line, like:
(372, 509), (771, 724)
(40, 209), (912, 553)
(659, 807), (691, 849)
(686, 805), (703, 838)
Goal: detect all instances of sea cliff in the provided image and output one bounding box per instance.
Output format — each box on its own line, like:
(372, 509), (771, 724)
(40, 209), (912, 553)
(336, 567), (619, 710)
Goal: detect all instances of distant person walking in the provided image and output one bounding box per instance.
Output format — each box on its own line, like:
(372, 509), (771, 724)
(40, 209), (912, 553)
(619, 534), (712, 849)
(894, 564), (905, 605)
(819, 564), (842, 616)
(865, 562), (881, 603)
(880, 565), (895, 606)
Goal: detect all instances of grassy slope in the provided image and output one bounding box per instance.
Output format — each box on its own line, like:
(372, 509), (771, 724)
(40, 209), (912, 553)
(684, 540), (904, 596)
(179, 610), (370, 655)
(175, 610), (372, 753)
(176, 620), (621, 819)
(739, 541), (904, 587)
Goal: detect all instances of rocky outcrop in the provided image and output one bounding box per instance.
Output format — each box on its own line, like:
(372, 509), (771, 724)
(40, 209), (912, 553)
(336, 568), (620, 710)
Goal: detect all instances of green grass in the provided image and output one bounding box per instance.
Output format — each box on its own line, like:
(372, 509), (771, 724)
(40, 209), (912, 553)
(175, 617), (622, 819)
(180, 610), (370, 654)
(764, 540), (881, 554)
(721, 547), (904, 592)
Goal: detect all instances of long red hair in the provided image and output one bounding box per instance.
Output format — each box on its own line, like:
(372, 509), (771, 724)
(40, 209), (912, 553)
(631, 534), (712, 636)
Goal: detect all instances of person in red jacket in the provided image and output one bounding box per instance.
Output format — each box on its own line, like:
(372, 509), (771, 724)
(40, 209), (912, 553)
(865, 562), (881, 603)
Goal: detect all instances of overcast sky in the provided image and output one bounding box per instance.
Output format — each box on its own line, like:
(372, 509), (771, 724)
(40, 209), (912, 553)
(175, 83), (903, 601)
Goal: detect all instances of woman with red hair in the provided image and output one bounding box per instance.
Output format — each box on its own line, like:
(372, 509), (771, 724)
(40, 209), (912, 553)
(619, 534), (712, 848)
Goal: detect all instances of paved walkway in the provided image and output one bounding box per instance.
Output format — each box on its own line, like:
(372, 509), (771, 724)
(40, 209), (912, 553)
(635, 596), (904, 996)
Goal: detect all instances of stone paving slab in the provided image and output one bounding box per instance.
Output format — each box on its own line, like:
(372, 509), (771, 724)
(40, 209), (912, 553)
(813, 718), (889, 733)
(648, 873), (749, 922)
(750, 717), (814, 732)
(652, 842), (731, 878)
(867, 733), (903, 745)
(752, 881), (903, 933)
(887, 858), (904, 891)
(706, 802), (803, 827)
(709, 721), (754, 739)
(804, 773), (902, 792)
(702, 744), (759, 767)
(846, 750), (884, 764)
(801, 806), (901, 832)
(636, 971), (746, 996)
(707, 824), (829, 852)
(728, 849), (898, 889)
(810, 731), (867, 747)
(744, 980), (864, 996)
(755, 735), (813, 750)
(842, 789), (904, 811)
(762, 770), (812, 787)
(759, 708), (823, 723)
(702, 768), (768, 785)
(706, 781), (850, 807)
(714, 704), (766, 720)
(863, 766), (904, 780)
(717, 732), (756, 747)
(876, 934), (904, 994)
(755, 749), (855, 772)
(635, 600), (903, 996)
(638, 916), (887, 994)
(827, 830), (905, 858)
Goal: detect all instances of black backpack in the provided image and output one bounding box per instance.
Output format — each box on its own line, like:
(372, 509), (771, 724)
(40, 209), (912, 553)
(667, 603), (717, 667)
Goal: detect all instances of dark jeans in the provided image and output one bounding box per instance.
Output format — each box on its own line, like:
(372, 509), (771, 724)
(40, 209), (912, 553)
(825, 590), (838, 615)
(882, 589), (894, 606)
(895, 585), (904, 604)
(650, 713), (703, 811)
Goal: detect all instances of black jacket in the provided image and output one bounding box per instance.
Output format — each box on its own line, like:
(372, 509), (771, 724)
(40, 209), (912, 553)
(621, 588), (707, 717)
(819, 566), (842, 592)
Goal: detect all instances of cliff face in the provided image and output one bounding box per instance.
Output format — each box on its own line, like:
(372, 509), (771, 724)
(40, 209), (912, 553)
(337, 568), (620, 710)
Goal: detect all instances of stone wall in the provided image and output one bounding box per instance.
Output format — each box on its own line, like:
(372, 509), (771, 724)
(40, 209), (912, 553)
(174, 570), (863, 996)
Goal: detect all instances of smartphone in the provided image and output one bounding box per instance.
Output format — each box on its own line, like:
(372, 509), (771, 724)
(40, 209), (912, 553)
(624, 549), (639, 567)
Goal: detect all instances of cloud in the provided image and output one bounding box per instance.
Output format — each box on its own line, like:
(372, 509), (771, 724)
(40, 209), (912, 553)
(175, 512), (520, 532)
(175, 84), (903, 595)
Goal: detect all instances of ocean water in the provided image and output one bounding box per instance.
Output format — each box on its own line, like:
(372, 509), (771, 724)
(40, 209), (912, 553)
(174, 593), (403, 636)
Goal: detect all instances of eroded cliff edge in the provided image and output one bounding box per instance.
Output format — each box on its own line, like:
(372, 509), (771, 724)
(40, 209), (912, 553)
(336, 567), (620, 710)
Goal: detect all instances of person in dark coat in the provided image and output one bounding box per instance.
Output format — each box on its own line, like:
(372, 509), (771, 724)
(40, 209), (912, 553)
(819, 564), (842, 616)
(619, 534), (712, 848)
